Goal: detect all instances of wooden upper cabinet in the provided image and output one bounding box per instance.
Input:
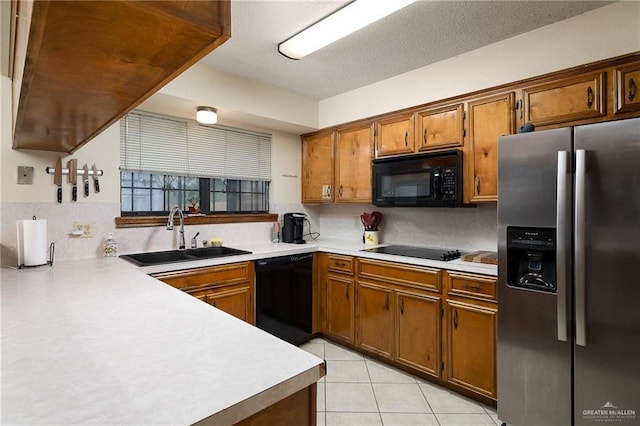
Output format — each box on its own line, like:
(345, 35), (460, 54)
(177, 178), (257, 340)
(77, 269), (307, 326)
(415, 103), (464, 152)
(335, 124), (373, 203)
(614, 61), (640, 115)
(523, 72), (606, 128)
(302, 131), (334, 203)
(12, 1), (231, 153)
(467, 92), (515, 203)
(375, 112), (415, 157)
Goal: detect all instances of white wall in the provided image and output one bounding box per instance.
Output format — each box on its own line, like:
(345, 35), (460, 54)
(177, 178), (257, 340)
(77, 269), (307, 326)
(319, 1), (640, 127)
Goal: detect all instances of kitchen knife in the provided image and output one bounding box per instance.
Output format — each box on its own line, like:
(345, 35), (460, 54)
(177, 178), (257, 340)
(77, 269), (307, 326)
(92, 164), (100, 193)
(54, 157), (63, 203)
(68, 159), (77, 202)
(82, 164), (90, 197)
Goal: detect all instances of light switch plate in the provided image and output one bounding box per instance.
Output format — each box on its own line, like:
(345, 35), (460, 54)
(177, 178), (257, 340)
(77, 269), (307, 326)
(18, 166), (34, 184)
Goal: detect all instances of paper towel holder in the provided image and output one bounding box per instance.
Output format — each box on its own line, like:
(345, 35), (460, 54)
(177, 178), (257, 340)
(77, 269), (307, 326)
(17, 216), (54, 268)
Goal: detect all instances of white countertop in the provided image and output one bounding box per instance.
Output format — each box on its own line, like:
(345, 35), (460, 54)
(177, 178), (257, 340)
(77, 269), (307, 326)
(137, 238), (497, 276)
(0, 258), (324, 425)
(1, 238), (494, 424)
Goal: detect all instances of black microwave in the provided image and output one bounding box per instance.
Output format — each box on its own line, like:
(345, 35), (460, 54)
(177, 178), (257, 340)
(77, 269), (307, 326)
(372, 150), (463, 207)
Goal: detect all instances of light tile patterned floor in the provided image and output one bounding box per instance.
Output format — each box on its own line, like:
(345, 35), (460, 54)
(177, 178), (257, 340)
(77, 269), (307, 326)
(300, 338), (501, 426)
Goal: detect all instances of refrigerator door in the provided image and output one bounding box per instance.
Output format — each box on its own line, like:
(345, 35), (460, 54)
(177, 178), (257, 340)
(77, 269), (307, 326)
(497, 128), (573, 425)
(573, 118), (640, 425)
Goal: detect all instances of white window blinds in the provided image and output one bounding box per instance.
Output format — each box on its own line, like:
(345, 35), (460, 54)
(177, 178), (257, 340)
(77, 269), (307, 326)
(120, 111), (271, 181)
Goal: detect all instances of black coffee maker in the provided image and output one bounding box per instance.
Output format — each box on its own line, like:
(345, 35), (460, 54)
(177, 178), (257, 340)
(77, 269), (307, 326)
(282, 213), (306, 244)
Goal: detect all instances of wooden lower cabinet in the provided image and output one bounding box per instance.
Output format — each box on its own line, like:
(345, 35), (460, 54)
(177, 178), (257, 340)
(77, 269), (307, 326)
(323, 256), (498, 403)
(396, 290), (442, 378)
(152, 261), (255, 324)
(356, 280), (394, 358)
(326, 273), (355, 344)
(445, 299), (497, 399)
(355, 259), (444, 379)
(444, 270), (498, 399)
(190, 285), (252, 323)
(235, 383), (317, 426)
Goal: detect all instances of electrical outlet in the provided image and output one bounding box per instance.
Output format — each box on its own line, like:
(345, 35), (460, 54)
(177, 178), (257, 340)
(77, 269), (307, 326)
(72, 222), (94, 238)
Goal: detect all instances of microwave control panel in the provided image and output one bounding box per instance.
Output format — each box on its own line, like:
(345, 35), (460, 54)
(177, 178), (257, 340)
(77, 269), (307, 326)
(441, 166), (457, 200)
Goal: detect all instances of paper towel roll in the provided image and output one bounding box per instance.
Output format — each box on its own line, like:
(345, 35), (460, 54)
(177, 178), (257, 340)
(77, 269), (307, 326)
(17, 219), (48, 267)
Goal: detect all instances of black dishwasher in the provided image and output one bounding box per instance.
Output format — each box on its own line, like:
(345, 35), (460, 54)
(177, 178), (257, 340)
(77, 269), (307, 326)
(255, 253), (313, 345)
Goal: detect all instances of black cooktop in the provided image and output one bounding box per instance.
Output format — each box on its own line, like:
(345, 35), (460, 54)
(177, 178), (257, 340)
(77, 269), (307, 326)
(362, 245), (463, 261)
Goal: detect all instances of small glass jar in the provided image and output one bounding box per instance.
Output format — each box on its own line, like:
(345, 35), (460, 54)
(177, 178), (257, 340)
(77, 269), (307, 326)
(103, 233), (117, 257)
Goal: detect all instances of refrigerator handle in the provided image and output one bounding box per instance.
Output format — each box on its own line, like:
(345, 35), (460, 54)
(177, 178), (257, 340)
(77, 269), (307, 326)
(556, 151), (568, 342)
(575, 149), (587, 347)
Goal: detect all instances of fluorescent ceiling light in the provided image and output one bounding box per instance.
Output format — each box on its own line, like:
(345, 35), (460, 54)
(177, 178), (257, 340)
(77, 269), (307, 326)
(196, 106), (217, 125)
(278, 0), (417, 60)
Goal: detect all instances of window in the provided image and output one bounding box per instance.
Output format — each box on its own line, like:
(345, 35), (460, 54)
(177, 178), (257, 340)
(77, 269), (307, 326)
(120, 111), (271, 215)
(120, 172), (269, 215)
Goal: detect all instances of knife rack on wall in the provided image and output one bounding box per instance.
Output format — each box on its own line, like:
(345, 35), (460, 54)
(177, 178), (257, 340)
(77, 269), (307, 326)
(47, 161), (103, 203)
(45, 167), (104, 177)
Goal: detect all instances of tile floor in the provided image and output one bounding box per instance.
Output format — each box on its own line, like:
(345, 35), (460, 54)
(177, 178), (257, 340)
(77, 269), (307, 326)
(300, 338), (502, 426)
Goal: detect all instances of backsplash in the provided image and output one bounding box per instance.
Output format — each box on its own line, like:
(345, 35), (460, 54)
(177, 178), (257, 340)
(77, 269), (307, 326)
(317, 203), (497, 251)
(0, 202), (495, 266)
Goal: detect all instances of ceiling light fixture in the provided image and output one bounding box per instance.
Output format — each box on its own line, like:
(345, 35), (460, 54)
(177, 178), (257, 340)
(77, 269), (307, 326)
(196, 106), (217, 125)
(278, 0), (417, 60)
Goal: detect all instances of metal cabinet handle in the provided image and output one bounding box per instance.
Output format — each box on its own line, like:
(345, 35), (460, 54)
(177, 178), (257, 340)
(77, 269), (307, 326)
(629, 78), (637, 102)
(453, 309), (458, 329)
(400, 297), (404, 315)
(462, 283), (483, 291)
(586, 87), (594, 109)
(404, 131), (408, 147)
(339, 185), (343, 199)
(575, 149), (587, 346)
(423, 128), (427, 145)
(515, 99), (523, 120)
(346, 283), (349, 301)
(328, 185), (332, 198)
(475, 176), (481, 195)
(213, 300), (217, 307)
(384, 294), (390, 311)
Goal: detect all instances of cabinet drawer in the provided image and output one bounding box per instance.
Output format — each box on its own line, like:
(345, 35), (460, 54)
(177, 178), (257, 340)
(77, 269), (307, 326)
(358, 258), (441, 292)
(327, 254), (354, 275)
(447, 271), (496, 301)
(152, 262), (252, 291)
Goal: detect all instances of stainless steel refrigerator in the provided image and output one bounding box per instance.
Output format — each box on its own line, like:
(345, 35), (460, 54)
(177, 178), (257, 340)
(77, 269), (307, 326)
(497, 117), (640, 425)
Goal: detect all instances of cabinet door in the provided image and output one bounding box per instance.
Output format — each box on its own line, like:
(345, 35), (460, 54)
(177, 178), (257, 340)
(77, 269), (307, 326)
(302, 132), (334, 203)
(614, 62), (640, 115)
(193, 285), (253, 324)
(396, 291), (441, 378)
(375, 112), (415, 157)
(467, 92), (515, 203)
(335, 124), (373, 202)
(415, 104), (464, 152)
(446, 299), (497, 399)
(326, 274), (355, 344)
(524, 72), (606, 127)
(357, 281), (394, 359)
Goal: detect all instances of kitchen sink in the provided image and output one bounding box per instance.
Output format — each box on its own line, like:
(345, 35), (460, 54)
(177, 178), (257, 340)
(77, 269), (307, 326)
(120, 246), (252, 267)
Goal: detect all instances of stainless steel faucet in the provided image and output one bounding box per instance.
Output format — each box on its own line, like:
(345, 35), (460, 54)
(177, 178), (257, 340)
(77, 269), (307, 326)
(167, 206), (186, 251)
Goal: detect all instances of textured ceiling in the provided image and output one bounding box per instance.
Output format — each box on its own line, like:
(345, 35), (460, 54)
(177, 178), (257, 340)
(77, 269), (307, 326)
(200, 0), (611, 100)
